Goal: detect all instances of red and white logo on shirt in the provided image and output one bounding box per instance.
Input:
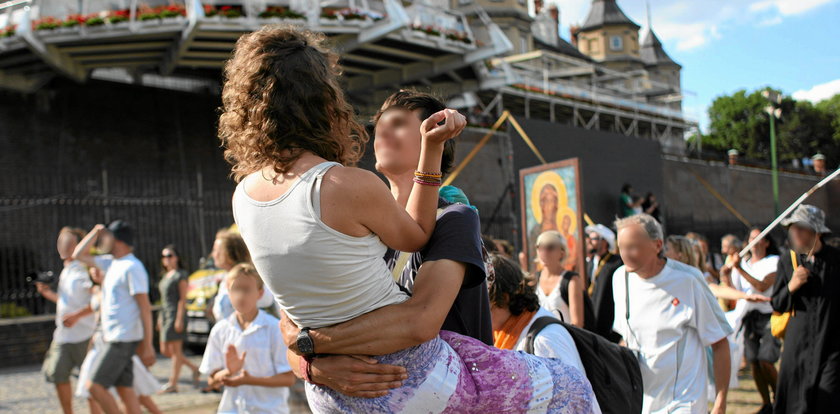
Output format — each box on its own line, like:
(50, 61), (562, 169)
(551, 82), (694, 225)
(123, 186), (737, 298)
(671, 297), (680, 306)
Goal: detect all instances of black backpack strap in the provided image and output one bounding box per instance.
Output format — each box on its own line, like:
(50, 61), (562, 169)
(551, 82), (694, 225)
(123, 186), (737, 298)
(524, 316), (563, 355)
(559, 271), (576, 305)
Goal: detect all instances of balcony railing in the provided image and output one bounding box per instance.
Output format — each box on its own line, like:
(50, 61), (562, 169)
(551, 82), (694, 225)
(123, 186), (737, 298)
(0, 0), (476, 48)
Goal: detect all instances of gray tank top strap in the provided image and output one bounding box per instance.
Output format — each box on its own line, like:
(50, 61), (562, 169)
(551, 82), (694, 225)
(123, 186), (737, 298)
(307, 162), (340, 220)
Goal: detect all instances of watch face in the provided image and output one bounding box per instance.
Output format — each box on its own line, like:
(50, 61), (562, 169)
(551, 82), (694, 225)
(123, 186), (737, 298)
(298, 332), (315, 354)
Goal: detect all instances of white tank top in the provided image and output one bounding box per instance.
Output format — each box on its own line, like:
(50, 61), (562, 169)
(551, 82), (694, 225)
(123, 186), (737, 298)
(232, 161), (409, 328)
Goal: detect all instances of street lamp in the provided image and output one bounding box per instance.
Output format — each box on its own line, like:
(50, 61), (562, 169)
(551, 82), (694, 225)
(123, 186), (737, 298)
(762, 89), (782, 216)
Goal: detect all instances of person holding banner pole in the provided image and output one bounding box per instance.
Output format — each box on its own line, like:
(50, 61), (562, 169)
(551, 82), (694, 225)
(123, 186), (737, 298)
(771, 205), (840, 413)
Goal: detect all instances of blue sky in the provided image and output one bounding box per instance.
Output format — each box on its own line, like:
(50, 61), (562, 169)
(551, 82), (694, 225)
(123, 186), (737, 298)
(549, 0), (840, 132)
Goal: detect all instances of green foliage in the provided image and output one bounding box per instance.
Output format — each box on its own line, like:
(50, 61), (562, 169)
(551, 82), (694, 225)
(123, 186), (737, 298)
(702, 88), (840, 166)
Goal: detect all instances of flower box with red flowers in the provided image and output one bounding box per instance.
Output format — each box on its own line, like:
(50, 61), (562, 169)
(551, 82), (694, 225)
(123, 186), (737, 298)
(340, 8), (366, 21)
(159, 5), (187, 19)
(259, 6), (305, 20)
(410, 24), (440, 37)
(320, 8), (339, 20)
(203, 4), (217, 17)
(0, 25), (16, 38)
(218, 5), (244, 18)
(445, 30), (471, 45)
(107, 9), (130, 24)
(33, 17), (61, 31)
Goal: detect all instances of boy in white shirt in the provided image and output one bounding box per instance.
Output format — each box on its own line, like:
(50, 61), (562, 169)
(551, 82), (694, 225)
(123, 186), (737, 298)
(200, 263), (295, 414)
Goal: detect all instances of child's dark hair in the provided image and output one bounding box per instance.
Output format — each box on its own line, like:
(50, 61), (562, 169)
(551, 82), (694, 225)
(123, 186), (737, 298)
(487, 254), (540, 316)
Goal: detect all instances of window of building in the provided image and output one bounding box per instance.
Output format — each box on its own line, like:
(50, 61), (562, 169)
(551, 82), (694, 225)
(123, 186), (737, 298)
(588, 38), (598, 52)
(610, 35), (623, 51)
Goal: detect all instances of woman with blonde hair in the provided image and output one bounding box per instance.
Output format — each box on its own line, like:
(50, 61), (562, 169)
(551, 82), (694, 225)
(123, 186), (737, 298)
(225, 25), (592, 413)
(534, 231), (591, 329)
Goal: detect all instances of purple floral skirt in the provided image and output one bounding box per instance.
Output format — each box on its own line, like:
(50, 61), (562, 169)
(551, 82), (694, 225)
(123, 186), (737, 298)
(306, 331), (593, 413)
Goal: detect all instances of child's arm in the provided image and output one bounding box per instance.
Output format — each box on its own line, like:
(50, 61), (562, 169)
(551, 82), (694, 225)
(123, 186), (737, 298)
(222, 370), (295, 388)
(207, 369), (230, 389)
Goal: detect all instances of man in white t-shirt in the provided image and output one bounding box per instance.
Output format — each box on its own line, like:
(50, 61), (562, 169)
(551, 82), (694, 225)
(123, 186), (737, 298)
(73, 220), (155, 414)
(720, 228), (780, 412)
(612, 214), (732, 414)
(36, 227), (97, 414)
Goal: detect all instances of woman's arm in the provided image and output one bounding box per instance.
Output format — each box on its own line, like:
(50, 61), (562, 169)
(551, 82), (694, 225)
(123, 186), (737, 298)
(568, 274), (585, 328)
(707, 283), (769, 302)
(732, 259), (775, 292)
(175, 278), (188, 333)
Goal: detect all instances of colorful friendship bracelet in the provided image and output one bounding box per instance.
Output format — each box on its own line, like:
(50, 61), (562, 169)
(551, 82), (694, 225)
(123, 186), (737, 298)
(413, 177), (443, 187)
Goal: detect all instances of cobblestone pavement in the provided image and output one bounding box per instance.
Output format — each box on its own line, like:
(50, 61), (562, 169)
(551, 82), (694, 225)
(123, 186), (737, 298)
(0, 352), (311, 413)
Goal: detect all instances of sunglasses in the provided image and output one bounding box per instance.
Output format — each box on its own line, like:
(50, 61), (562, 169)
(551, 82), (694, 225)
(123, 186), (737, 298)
(537, 244), (562, 251)
(161, 254), (174, 258)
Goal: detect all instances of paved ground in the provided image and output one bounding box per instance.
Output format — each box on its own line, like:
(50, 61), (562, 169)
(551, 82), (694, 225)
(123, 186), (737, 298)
(0, 350), (766, 413)
(0, 351), (311, 413)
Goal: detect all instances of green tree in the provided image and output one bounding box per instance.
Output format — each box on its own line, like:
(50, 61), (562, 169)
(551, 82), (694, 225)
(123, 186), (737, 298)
(816, 94), (840, 144)
(703, 88), (839, 166)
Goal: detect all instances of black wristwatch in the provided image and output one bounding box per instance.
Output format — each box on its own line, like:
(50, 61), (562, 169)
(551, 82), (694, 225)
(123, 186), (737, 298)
(297, 327), (315, 356)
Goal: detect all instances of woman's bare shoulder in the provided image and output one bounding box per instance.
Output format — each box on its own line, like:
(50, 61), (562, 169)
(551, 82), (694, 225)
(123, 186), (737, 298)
(322, 165), (387, 193)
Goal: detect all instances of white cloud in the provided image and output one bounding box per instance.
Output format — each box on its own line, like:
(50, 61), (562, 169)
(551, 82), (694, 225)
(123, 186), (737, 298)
(549, 0), (837, 52)
(793, 79), (840, 102)
(750, 0), (834, 16)
(757, 16), (784, 26)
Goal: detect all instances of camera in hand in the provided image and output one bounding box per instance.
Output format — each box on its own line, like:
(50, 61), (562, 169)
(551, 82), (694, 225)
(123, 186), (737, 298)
(26, 270), (56, 285)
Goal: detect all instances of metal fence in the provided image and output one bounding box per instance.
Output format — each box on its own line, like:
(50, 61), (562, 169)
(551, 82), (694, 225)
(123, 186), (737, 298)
(0, 166), (236, 318)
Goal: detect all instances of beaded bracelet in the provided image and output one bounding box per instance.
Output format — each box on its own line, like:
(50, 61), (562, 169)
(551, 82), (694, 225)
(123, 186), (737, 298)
(413, 177), (443, 187)
(415, 171), (443, 179)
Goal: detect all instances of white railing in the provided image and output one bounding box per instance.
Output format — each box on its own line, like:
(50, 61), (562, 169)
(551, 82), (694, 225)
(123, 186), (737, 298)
(513, 70), (691, 121)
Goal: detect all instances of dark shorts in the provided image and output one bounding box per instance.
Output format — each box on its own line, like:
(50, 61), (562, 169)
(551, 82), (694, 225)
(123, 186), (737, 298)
(743, 311), (781, 363)
(42, 338), (90, 384)
(90, 341), (139, 388)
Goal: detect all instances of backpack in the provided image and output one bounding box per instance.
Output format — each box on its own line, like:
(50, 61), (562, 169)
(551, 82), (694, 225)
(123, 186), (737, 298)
(525, 316), (644, 414)
(559, 271), (598, 332)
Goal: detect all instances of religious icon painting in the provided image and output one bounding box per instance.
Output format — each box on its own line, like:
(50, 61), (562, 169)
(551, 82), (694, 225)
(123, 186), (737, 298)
(519, 158), (585, 275)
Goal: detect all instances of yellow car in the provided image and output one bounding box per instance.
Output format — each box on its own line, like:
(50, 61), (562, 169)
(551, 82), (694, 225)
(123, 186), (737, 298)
(184, 266), (225, 347)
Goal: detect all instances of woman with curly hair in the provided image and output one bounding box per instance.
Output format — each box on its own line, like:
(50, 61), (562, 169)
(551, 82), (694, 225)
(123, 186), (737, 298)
(224, 25), (593, 413)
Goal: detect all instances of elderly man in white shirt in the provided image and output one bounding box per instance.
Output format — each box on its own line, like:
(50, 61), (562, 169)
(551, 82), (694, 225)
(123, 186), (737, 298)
(36, 227), (97, 414)
(612, 214), (732, 414)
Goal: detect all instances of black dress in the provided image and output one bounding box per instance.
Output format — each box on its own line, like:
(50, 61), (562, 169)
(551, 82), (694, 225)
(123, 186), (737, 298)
(771, 244), (840, 413)
(587, 253), (623, 343)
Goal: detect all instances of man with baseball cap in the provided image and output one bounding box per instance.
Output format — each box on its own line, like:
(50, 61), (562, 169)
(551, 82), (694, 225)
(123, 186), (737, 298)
(771, 204), (839, 413)
(584, 223), (623, 342)
(72, 220), (155, 414)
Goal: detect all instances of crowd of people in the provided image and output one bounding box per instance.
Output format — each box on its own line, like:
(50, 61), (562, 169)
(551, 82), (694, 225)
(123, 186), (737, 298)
(35, 25), (838, 414)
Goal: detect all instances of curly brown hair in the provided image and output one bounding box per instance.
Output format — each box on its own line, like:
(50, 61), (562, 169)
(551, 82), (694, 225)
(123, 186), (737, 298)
(218, 25), (367, 182)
